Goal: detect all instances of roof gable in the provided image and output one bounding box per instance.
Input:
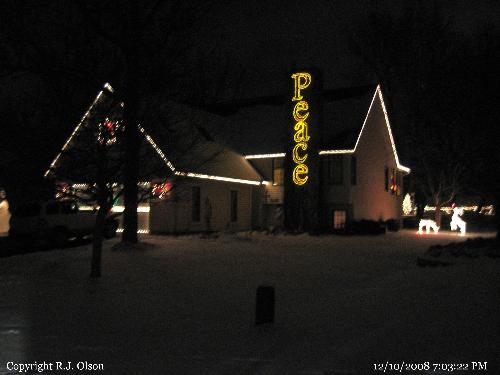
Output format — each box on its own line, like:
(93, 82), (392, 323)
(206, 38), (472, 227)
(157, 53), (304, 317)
(242, 85), (410, 173)
(46, 84), (266, 186)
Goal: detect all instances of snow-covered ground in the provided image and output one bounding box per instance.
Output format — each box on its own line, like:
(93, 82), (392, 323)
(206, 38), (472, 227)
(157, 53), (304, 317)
(0, 230), (498, 374)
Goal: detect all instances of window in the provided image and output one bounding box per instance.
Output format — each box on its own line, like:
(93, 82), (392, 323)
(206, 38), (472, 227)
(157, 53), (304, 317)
(191, 186), (200, 222)
(333, 210), (347, 230)
(272, 158), (284, 186)
(350, 156), (357, 185)
(390, 168), (397, 195)
(230, 190), (238, 222)
(327, 157), (343, 185)
(384, 167), (389, 191)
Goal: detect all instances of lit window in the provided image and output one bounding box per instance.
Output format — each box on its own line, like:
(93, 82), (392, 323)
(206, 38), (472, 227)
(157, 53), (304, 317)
(272, 158), (284, 186)
(333, 210), (346, 230)
(390, 168), (397, 195)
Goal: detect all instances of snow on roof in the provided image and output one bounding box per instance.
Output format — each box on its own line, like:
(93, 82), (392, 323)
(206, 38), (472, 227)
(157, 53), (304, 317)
(138, 99), (264, 184)
(203, 85), (377, 155)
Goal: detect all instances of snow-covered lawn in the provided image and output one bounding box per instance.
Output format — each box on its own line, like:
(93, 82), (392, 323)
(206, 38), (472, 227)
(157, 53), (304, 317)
(1, 230), (498, 374)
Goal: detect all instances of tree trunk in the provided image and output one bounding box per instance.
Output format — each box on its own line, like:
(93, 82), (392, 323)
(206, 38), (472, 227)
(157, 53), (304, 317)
(434, 198), (442, 227)
(90, 166), (110, 278)
(121, 21), (141, 244)
(122, 83), (140, 243)
(90, 205), (107, 278)
(495, 191), (500, 241)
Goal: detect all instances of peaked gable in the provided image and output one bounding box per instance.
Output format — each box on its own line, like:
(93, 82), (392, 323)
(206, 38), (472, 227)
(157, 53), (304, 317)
(45, 83), (266, 186)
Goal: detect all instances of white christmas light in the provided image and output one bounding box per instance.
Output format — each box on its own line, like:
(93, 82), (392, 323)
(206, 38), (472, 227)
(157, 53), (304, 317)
(138, 125), (176, 172)
(318, 149), (354, 155)
(423, 205), (493, 215)
(244, 153), (286, 159)
(116, 228), (149, 234)
(111, 205), (150, 213)
(44, 83), (115, 177)
(174, 171), (261, 186)
(402, 193), (413, 215)
(78, 205), (95, 211)
(418, 219), (439, 235)
(139, 127), (265, 186)
(376, 86), (411, 173)
(104, 83), (114, 92)
(450, 206), (466, 236)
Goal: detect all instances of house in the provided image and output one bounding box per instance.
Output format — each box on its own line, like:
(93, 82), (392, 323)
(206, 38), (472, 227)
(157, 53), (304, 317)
(46, 79), (410, 234)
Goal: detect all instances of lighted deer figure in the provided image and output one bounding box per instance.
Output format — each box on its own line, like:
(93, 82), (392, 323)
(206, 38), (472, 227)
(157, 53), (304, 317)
(418, 219), (440, 235)
(450, 204), (466, 236)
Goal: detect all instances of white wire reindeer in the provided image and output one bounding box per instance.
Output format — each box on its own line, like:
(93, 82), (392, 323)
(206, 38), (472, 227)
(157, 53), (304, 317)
(418, 219), (440, 234)
(450, 205), (466, 236)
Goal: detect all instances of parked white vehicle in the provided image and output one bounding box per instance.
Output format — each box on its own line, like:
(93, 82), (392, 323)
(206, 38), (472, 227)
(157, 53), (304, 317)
(9, 200), (118, 246)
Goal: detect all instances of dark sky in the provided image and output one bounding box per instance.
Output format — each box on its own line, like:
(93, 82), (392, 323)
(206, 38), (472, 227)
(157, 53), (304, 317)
(207, 0), (499, 95)
(1, 0), (498, 197)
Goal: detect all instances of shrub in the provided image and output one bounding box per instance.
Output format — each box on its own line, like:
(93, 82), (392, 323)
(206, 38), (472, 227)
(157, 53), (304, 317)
(385, 219), (400, 232)
(346, 220), (386, 235)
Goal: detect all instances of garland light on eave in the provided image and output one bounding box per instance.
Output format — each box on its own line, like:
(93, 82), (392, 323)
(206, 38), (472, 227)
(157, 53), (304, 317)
(45, 83), (265, 187)
(140, 127), (264, 186)
(138, 125), (176, 172)
(44, 83), (113, 177)
(174, 171), (262, 186)
(244, 153), (286, 159)
(376, 86), (411, 173)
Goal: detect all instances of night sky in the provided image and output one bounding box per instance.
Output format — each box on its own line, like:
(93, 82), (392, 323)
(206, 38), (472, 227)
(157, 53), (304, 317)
(1, 0), (499, 202)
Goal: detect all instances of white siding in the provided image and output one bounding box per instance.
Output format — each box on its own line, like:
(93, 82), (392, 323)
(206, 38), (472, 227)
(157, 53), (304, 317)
(150, 178), (253, 233)
(351, 93), (403, 221)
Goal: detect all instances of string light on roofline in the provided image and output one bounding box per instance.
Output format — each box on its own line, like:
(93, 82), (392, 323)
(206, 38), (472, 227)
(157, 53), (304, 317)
(112, 205), (150, 213)
(44, 82), (115, 177)
(244, 86), (411, 174)
(116, 228), (150, 234)
(376, 86), (411, 173)
(244, 150), (354, 158)
(424, 205), (494, 215)
(45, 91), (105, 177)
(244, 153), (286, 159)
(139, 128), (266, 186)
(318, 149), (354, 155)
(138, 125), (176, 172)
(104, 83), (114, 93)
(174, 171), (262, 186)
(45, 84), (283, 188)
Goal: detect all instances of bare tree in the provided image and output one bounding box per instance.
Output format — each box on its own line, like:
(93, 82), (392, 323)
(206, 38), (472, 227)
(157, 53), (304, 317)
(1, 0), (217, 243)
(350, 1), (471, 225)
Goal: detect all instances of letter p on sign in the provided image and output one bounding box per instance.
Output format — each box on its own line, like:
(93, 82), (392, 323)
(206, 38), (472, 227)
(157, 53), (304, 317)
(291, 72), (312, 101)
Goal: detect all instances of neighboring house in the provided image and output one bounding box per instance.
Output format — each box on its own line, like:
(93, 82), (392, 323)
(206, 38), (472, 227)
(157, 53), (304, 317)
(46, 82), (410, 234)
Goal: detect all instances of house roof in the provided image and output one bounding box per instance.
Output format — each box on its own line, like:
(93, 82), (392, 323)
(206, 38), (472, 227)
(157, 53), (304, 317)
(46, 82), (410, 185)
(46, 84), (265, 186)
(202, 84), (377, 155)
(215, 84), (410, 173)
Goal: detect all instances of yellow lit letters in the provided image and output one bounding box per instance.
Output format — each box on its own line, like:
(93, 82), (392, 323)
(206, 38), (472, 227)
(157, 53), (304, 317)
(291, 72), (312, 185)
(292, 142), (308, 164)
(293, 164), (308, 185)
(291, 73), (312, 101)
